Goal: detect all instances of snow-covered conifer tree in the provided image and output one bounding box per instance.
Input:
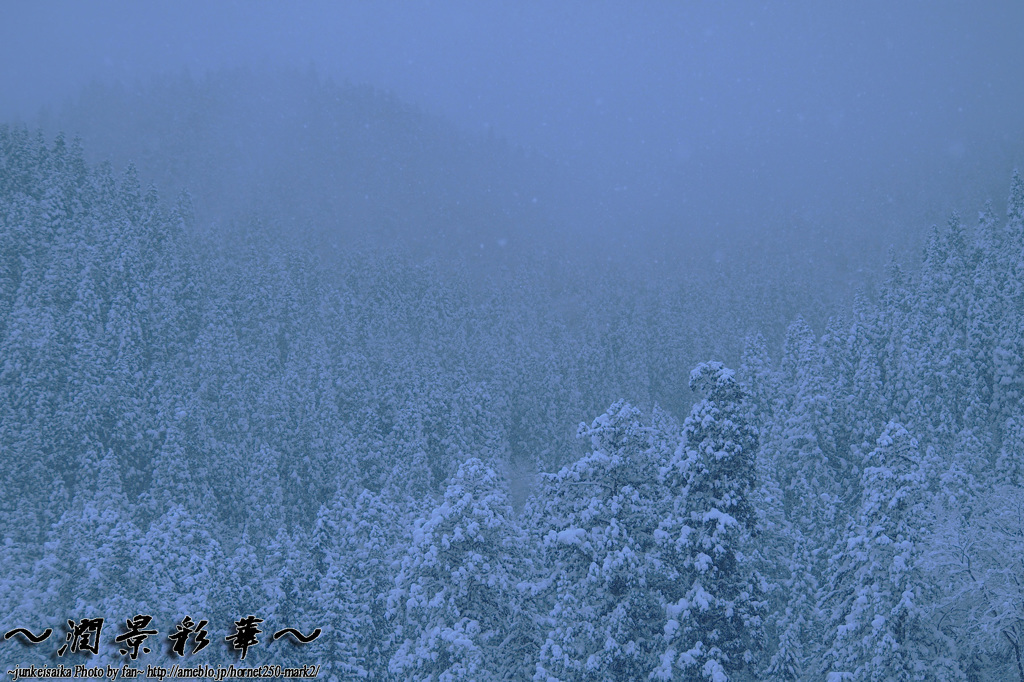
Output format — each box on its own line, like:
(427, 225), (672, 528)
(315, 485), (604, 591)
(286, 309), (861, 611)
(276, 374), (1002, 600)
(532, 400), (669, 680)
(654, 362), (765, 681)
(824, 421), (964, 681)
(389, 458), (525, 680)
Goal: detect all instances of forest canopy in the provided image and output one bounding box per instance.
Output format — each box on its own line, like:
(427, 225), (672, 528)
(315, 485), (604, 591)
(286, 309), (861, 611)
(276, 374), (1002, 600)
(2, 111), (1024, 678)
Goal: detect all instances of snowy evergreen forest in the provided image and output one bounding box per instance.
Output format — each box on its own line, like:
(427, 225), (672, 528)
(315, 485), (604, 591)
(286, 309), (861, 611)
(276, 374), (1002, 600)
(2, 75), (1024, 680)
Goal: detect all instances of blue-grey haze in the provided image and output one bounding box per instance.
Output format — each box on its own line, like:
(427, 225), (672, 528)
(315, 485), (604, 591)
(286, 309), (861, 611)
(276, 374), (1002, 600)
(1, 2), (1023, 679)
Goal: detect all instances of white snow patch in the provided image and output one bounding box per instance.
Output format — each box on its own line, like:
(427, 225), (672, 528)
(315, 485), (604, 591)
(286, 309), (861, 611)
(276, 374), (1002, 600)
(556, 527), (586, 545)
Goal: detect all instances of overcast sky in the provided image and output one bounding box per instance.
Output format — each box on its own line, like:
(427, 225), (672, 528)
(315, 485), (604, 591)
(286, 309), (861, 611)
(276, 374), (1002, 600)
(3, 1), (1023, 264)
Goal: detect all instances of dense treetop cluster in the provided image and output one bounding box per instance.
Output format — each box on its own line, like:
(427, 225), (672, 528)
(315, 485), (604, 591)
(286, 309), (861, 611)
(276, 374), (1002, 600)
(2, 126), (1023, 679)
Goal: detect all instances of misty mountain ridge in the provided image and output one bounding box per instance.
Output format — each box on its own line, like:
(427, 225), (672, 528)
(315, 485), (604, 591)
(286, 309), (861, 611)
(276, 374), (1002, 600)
(36, 67), (926, 306)
(40, 68), (579, 261)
